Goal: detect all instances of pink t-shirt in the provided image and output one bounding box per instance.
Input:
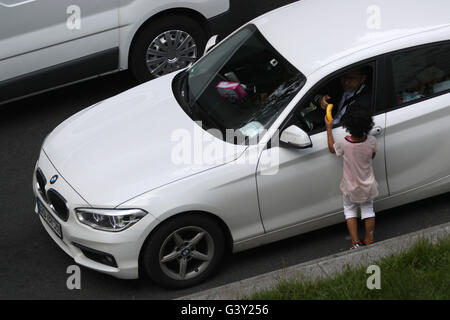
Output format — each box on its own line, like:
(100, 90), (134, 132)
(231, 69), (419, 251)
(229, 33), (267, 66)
(334, 135), (380, 203)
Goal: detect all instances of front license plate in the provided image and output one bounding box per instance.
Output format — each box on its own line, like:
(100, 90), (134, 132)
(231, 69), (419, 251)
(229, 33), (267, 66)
(37, 199), (62, 239)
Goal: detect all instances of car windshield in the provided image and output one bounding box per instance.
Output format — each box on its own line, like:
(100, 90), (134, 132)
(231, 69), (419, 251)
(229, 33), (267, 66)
(182, 24), (305, 144)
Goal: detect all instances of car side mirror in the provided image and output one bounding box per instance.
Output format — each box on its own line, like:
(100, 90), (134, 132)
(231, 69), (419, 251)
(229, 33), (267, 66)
(280, 125), (312, 149)
(204, 35), (219, 55)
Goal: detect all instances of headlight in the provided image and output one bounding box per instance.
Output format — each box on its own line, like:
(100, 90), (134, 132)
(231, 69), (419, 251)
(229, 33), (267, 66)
(75, 208), (147, 232)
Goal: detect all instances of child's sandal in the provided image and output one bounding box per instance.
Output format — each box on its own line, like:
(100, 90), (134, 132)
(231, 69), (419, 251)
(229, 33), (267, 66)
(350, 240), (363, 249)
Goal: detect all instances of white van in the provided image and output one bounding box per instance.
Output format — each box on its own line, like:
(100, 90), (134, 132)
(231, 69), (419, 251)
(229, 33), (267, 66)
(0, 0), (230, 105)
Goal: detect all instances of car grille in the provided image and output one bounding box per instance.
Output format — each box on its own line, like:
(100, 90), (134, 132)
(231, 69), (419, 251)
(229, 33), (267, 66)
(36, 168), (47, 202)
(36, 169), (69, 221)
(47, 189), (69, 221)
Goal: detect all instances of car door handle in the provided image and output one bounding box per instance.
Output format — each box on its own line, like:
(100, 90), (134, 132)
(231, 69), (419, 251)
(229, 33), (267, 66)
(370, 126), (382, 136)
(0, 0), (35, 8)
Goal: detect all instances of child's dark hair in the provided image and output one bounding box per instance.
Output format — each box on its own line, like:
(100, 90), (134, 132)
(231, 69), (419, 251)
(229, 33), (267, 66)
(341, 103), (374, 138)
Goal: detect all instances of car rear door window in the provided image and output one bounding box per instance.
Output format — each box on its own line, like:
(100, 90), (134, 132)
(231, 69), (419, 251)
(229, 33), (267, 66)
(389, 42), (450, 107)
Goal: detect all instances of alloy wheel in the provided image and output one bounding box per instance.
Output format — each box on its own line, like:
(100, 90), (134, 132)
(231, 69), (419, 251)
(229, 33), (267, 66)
(158, 226), (214, 281)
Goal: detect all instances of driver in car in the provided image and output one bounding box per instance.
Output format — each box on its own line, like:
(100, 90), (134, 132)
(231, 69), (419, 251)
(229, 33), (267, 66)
(314, 67), (372, 125)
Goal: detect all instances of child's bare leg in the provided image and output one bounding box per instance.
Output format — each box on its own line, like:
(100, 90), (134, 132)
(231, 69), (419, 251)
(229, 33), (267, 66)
(363, 217), (375, 243)
(346, 218), (359, 242)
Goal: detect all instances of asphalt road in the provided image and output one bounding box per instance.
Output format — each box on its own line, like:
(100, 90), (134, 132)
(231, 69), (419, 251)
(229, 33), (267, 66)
(1, 0), (450, 300)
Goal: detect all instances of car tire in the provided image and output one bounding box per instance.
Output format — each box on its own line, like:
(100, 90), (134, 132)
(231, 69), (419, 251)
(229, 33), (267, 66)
(129, 15), (207, 83)
(141, 213), (225, 289)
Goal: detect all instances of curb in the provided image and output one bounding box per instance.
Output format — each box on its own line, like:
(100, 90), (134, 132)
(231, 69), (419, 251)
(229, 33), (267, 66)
(177, 222), (450, 300)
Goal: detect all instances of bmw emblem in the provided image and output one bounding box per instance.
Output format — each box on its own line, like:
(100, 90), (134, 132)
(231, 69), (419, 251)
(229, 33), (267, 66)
(50, 175), (58, 184)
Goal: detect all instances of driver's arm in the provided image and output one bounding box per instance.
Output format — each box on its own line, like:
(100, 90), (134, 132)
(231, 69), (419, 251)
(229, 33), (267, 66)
(314, 94), (331, 109)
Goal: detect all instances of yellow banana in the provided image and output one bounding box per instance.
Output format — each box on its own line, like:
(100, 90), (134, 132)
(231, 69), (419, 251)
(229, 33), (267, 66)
(326, 104), (334, 122)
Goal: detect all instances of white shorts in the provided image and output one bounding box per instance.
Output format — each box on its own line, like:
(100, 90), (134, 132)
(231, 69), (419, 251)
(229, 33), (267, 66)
(343, 195), (375, 220)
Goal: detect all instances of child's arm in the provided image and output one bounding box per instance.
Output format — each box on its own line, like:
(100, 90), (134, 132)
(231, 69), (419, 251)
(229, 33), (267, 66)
(325, 116), (335, 154)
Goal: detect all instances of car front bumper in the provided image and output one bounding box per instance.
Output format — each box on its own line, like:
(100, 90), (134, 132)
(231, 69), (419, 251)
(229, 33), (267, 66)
(32, 149), (158, 280)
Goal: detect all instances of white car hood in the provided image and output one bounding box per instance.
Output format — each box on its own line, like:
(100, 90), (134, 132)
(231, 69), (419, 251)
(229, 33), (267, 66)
(43, 73), (246, 206)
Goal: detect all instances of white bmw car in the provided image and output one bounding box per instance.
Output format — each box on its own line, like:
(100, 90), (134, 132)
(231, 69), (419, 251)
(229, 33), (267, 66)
(33, 0), (450, 288)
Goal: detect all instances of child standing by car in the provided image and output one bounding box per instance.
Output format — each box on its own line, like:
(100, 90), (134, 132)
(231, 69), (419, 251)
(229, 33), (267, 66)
(325, 103), (380, 249)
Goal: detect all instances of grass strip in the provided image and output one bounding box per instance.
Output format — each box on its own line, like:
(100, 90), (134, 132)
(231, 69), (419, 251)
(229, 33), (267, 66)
(249, 235), (450, 300)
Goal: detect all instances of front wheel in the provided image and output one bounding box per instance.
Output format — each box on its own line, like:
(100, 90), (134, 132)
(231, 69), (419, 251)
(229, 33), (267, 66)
(141, 214), (225, 289)
(129, 15), (207, 82)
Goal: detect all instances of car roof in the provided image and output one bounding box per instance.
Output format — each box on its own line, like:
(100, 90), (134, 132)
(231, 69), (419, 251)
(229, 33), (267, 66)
(252, 0), (450, 76)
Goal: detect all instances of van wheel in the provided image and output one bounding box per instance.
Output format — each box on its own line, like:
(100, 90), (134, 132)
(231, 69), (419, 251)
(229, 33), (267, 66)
(141, 214), (225, 289)
(129, 15), (207, 82)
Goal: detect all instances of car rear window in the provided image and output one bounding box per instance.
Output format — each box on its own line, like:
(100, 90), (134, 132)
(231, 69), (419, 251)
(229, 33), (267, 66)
(390, 42), (450, 106)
